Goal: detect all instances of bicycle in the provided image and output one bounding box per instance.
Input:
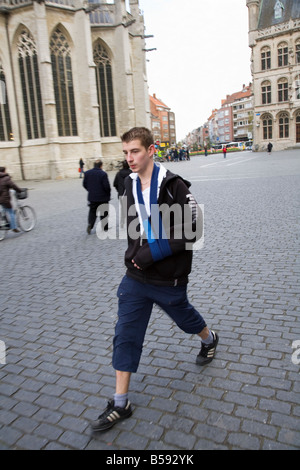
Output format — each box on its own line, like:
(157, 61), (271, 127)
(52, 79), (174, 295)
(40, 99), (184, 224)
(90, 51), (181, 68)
(0, 189), (36, 241)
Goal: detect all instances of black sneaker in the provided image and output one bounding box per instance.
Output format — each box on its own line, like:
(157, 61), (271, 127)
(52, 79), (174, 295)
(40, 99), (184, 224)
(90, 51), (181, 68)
(87, 224), (92, 234)
(91, 399), (132, 432)
(196, 331), (219, 366)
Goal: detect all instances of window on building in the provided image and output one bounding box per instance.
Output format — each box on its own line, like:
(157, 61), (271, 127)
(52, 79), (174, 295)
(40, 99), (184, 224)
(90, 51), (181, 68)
(296, 40), (300, 64)
(278, 42), (288, 67)
(93, 42), (116, 137)
(17, 30), (45, 140)
(261, 81), (271, 104)
(50, 27), (77, 137)
(0, 60), (13, 141)
(278, 112), (289, 138)
(295, 75), (300, 100)
(261, 47), (271, 70)
(278, 78), (288, 102)
(296, 112), (300, 143)
(262, 114), (273, 140)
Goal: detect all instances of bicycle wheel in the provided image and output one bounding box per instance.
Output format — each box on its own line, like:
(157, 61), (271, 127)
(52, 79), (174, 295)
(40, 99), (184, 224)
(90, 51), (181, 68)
(0, 214), (7, 240)
(17, 205), (36, 232)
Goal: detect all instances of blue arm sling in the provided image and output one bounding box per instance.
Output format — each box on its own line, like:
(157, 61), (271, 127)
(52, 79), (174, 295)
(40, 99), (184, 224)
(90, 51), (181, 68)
(136, 164), (172, 262)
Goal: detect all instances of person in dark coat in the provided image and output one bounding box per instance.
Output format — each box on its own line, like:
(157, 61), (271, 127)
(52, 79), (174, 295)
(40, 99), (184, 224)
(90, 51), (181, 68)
(0, 166), (22, 232)
(113, 161), (131, 228)
(83, 160), (111, 234)
(267, 142), (273, 154)
(79, 158), (85, 178)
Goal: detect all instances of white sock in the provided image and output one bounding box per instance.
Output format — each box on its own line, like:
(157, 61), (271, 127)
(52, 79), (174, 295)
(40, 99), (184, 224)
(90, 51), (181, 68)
(113, 392), (128, 408)
(202, 330), (214, 345)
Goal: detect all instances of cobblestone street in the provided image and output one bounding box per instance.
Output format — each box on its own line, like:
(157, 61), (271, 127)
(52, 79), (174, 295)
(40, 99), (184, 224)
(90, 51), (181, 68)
(0, 150), (299, 450)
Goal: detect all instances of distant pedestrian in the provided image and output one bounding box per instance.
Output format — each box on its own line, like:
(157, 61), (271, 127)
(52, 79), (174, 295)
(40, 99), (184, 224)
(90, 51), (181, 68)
(223, 146), (227, 158)
(83, 160), (111, 234)
(79, 158), (85, 178)
(0, 166), (22, 232)
(113, 161), (131, 228)
(267, 142), (273, 154)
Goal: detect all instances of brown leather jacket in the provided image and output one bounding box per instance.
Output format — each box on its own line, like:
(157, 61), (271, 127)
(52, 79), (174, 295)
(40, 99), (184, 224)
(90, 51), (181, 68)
(0, 172), (22, 209)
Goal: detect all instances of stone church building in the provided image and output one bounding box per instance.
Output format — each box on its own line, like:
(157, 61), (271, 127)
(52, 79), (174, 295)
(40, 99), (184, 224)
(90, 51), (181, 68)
(0, 0), (150, 180)
(247, 0), (300, 151)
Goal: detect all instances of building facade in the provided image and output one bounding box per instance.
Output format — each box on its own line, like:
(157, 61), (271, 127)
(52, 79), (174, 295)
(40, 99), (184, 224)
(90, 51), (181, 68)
(217, 85), (253, 145)
(232, 85), (253, 142)
(0, 0), (151, 180)
(247, 0), (300, 151)
(217, 98), (233, 144)
(149, 93), (176, 147)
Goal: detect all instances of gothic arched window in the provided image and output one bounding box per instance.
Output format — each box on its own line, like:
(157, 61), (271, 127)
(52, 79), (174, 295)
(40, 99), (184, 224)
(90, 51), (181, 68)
(278, 77), (288, 102)
(17, 30), (45, 140)
(296, 111), (300, 143)
(261, 80), (271, 104)
(0, 60), (13, 141)
(261, 46), (271, 71)
(262, 114), (273, 140)
(296, 39), (300, 64)
(278, 42), (288, 67)
(278, 112), (289, 139)
(93, 42), (116, 137)
(295, 74), (300, 100)
(50, 27), (77, 136)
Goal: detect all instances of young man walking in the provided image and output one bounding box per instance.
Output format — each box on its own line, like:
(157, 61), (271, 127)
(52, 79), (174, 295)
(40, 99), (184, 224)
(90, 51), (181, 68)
(91, 127), (218, 432)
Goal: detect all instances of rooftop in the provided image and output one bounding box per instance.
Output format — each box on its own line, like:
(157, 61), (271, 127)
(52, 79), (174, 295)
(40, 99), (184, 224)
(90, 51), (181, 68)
(258, 0), (300, 30)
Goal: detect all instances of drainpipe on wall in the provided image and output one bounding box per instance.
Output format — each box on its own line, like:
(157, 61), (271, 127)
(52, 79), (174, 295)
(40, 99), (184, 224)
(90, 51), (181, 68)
(2, 7), (25, 180)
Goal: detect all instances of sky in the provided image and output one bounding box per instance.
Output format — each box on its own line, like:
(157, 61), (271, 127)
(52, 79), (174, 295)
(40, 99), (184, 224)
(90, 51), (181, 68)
(136, 0), (252, 141)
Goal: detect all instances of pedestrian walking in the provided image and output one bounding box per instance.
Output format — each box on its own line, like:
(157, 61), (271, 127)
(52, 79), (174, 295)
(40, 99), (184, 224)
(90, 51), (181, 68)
(267, 142), (273, 154)
(113, 160), (131, 228)
(83, 160), (111, 234)
(91, 127), (219, 432)
(223, 146), (227, 158)
(79, 158), (85, 178)
(0, 166), (22, 233)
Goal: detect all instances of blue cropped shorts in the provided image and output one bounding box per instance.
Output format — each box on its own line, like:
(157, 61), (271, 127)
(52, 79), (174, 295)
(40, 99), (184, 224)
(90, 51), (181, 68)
(112, 275), (207, 373)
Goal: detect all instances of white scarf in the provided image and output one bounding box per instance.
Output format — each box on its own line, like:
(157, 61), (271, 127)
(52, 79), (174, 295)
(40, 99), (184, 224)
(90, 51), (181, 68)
(130, 163), (167, 234)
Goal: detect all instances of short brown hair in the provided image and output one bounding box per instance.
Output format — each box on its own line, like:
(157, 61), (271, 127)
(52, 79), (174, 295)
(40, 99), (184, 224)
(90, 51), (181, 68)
(94, 160), (103, 168)
(121, 127), (154, 149)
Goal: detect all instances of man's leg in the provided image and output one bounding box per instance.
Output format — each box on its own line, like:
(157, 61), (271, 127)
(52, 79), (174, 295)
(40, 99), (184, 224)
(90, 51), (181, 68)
(113, 370), (131, 408)
(154, 284), (218, 365)
(91, 277), (153, 432)
(88, 202), (98, 229)
(112, 276), (153, 373)
(115, 370), (131, 394)
(98, 202), (109, 231)
(198, 326), (210, 340)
